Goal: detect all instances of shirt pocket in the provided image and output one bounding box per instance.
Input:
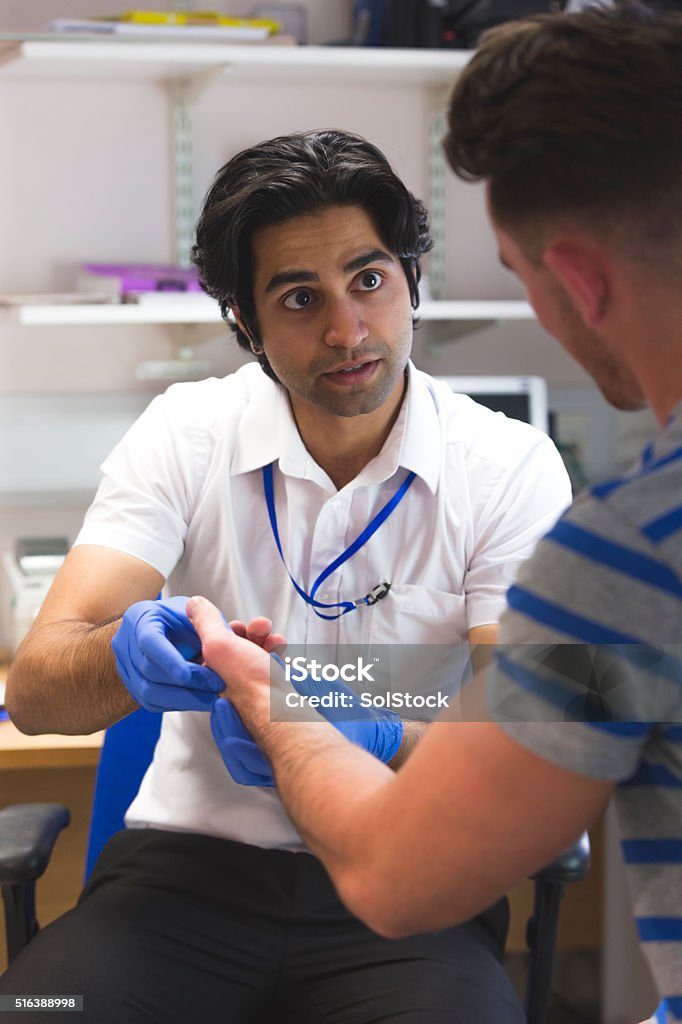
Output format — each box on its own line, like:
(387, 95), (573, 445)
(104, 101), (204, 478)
(366, 584), (472, 711)
(369, 583), (467, 644)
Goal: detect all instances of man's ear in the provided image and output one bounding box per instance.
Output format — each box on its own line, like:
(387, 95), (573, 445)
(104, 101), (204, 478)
(231, 306), (263, 355)
(543, 241), (610, 328)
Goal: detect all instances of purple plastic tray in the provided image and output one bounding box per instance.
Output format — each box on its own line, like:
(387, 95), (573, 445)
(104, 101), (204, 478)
(82, 262), (202, 294)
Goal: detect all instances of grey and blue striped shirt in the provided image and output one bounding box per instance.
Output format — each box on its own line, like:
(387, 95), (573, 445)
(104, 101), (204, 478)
(488, 401), (682, 1022)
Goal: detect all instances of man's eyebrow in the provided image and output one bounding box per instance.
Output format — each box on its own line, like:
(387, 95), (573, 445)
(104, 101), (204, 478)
(264, 269), (320, 295)
(343, 249), (396, 274)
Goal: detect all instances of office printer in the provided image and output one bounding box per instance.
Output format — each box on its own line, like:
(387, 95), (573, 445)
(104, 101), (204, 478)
(0, 537), (69, 656)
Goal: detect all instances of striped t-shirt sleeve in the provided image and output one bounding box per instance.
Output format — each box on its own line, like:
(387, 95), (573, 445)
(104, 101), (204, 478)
(488, 448), (682, 755)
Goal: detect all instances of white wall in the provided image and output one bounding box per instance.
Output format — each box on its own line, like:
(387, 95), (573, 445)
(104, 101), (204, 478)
(0, 0), (643, 567)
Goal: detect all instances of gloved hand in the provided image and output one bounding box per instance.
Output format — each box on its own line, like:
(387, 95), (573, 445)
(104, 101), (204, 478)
(210, 653), (403, 787)
(112, 596), (225, 713)
(211, 698), (275, 786)
(282, 654), (403, 763)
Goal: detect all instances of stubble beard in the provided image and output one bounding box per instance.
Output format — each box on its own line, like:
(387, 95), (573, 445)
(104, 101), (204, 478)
(289, 335), (412, 420)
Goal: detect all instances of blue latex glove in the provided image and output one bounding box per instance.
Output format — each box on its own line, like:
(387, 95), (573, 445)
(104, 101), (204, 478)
(284, 654), (403, 762)
(112, 596), (225, 713)
(211, 698), (275, 786)
(210, 653), (403, 787)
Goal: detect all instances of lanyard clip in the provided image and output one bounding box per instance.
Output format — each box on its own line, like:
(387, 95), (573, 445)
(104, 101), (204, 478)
(362, 581), (392, 607)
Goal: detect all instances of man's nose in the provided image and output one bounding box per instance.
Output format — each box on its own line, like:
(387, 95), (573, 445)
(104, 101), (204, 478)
(323, 297), (369, 349)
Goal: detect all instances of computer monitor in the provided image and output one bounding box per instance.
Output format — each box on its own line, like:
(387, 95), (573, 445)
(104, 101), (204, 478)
(436, 376), (549, 434)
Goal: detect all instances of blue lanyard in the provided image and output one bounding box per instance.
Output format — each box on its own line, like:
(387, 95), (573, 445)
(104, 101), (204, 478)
(262, 463), (417, 620)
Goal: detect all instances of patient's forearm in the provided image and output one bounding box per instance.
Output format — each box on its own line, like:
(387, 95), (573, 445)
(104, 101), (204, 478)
(6, 618), (138, 735)
(254, 716), (391, 879)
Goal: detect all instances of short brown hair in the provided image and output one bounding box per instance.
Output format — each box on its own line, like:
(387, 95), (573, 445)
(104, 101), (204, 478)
(444, 2), (682, 250)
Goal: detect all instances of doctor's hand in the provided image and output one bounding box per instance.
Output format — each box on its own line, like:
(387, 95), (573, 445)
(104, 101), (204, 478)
(187, 596), (403, 784)
(210, 698), (276, 787)
(112, 596), (226, 713)
(281, 658), (403, 765)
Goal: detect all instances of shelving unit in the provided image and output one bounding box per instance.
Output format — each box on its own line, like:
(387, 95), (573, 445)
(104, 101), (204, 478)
(0, 34), (484, 307)
(0, 37), (472, 86)
(0, 32), (537, 507)
(0, 35), (530, 333)
(3, 298), (534, 326)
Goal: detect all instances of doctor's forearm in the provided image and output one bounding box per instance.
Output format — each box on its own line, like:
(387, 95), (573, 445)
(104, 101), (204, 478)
(6, 618), (138, 735)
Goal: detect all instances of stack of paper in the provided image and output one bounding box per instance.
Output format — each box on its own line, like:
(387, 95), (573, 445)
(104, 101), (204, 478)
(47, 10), (282, 42)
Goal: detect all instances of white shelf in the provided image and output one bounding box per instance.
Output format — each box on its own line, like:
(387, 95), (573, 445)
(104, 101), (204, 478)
(0, 39), (473, 86)
(6, 301), (225, 326)
(4, 299), (534, 327)
(419, 300), (534, 321)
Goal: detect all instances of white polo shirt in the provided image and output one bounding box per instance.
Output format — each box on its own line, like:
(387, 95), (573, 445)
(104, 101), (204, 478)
(76, 361), (571, 849)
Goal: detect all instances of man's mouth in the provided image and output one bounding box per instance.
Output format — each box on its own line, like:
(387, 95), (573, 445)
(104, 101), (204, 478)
(322, 360), (379, 385)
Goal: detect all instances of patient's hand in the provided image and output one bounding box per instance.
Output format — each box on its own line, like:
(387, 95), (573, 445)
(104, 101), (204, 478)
(187, 599), (285, 787)
(222, 616), (286, 697)
(189, 596), (403, 773)
(228, 616), (286, 653)
(188, 597), (282, 725)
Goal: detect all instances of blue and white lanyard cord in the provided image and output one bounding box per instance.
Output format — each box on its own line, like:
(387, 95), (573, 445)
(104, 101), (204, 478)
(262, 462), (416, 621)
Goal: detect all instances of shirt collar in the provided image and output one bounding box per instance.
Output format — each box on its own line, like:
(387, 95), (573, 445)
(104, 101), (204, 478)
(666, 398), (682, 430)
(395, 361), (441, 493)
(658, 397), (682, 458)
(230, 360), (442, 493)
(230, 372), (313, 479)
(351, 362), (441, 493)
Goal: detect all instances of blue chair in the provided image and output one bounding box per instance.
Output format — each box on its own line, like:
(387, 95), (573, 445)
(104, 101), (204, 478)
(85, 707), (162, 878)
(0, 709), (590, 1024)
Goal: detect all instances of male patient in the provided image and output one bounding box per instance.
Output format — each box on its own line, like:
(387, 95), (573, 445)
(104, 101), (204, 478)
(3, 131), (569, 1022)
(170, 6), (682, 1023)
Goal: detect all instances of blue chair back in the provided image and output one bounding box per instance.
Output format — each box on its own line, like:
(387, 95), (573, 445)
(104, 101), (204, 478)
(85, 708), (162, 878)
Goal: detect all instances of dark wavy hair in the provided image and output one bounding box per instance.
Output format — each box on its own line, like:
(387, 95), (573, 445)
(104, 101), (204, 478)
(191, 130), (433, 381)
(444, 1), (682, 260)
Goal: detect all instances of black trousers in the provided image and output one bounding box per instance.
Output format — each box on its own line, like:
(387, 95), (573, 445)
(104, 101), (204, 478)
(0, 829), (525, 1023)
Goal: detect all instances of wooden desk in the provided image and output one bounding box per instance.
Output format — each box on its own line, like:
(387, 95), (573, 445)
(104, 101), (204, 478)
(0, 720), (104, 770)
